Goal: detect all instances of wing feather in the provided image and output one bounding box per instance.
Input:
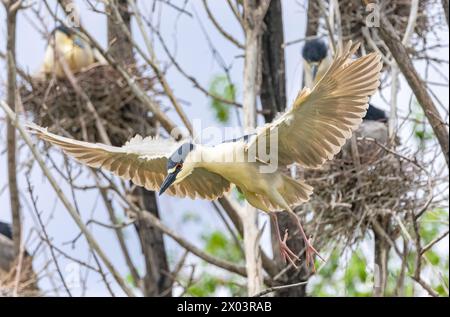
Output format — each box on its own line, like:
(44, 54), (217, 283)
(248, 41), (382, 168)
(27, 124), (230, 200)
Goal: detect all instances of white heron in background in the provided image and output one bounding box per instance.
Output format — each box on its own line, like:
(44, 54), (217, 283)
(38, 25), (105, 78)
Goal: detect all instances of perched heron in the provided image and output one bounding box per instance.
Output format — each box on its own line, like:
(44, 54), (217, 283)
(302, 39), (387, 122)
(365, 103), (388, 122)
(27, 42), (382, 270)
(39, 25), (104, 78)
(302, 38), (331, 89)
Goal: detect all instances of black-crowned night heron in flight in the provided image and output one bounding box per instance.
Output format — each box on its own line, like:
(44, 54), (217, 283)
(303, 39), (387, 122)
(39, 25), (104, 78)
(27, 41), (382, 270)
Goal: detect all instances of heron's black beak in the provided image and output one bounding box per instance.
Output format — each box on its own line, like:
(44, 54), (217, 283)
(311, 63), (318, 81)
(159, 172), (177, 196)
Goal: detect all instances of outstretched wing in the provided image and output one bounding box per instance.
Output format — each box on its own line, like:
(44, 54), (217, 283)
(27, 125), (231, 200)
(248, 41), (382, 168)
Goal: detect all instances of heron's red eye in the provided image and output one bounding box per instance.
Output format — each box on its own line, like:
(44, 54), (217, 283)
(176, 163), (183, 169)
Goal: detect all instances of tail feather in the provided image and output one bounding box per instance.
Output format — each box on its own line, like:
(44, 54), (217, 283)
(282, 175), (313, 207)
(255, 176), (313, 212)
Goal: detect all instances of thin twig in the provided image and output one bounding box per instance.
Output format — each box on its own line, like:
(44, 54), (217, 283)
(151, 26), (246, 110)
(42, 0), (179, 138)
(421, 230), (449, 255)
(202, 0), (244, 49)
(0, 100), (135, 297)
(111, 0), (193, 134)
(25, 176), (73, 296)
(252, 280), (308, 297)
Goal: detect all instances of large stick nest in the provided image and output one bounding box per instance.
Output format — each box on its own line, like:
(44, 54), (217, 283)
(298, 126), (430, 250)
(0, 236), (40, 297)
(20, 65), (159, 146)
(336, 0), (444, 55)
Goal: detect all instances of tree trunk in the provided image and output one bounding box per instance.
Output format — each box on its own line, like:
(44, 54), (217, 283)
(305, 0), (320, 37)
(107, 0), (171, 296)
(260, 0), (286, 121)
(241, 27), (264, 296)
(5, 0), (21, 257)
(135, 187), (171, 296)
(372, 216), (391, 297)
(107, 0), (134, 66)
(442, 0), (449, 27)
(240, 0), (271, 296)
(260, 0), (308, 297)
(298, 1), (321, 91)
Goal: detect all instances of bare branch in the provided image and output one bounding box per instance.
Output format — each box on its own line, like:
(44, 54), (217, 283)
(96, 175), (140, 287)
(3, 0), (21, 257)
(25, 177), (72, 296)
(227, 0), (244, 28)
(239, 0), (271, 296)
(112, 0), (194, 134)
(421, 230), (449, 256)
(379, 14), (449, 167)
(202, 0), (244, 49)
(151, 27), (250, 111)
(42, 0), (180, 138)
(0, 101), (135, 297)
(252, 280), (308, 297)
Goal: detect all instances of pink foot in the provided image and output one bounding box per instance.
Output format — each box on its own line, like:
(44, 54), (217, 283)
(304, 236), (325, 272)
(278, 230), (300, 268)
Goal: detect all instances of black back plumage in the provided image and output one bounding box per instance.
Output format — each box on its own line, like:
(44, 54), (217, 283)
(365, 104), (387, 122)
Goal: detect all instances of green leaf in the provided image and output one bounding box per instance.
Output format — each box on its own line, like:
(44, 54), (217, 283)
(125, 273), (137, 288)
(225, 280), (246, 297)
(185, 274), (245, 297)
(425, 250), (440, 266)
(436, 284), (447, 296)
(201, 230), (243, 263)
(342, 251), (371, 296)
(419, 208), (447, 245)
(411, 101), (435, 144)
(186, 274), (218, 297)
(208, 75), (236, 124)
(319, 251), (340, 279)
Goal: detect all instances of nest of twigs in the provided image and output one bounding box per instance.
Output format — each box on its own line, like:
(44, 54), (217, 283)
(20, 65), (158, 146)
(338, 0), (437, 54)
(0, 261), (40, 297)
(0, 236), (40, 297)
(300, 127), (429, 249)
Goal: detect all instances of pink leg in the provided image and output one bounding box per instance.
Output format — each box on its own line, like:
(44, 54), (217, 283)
(287, 211), (325, 272)
(270, 213), (300, 268)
